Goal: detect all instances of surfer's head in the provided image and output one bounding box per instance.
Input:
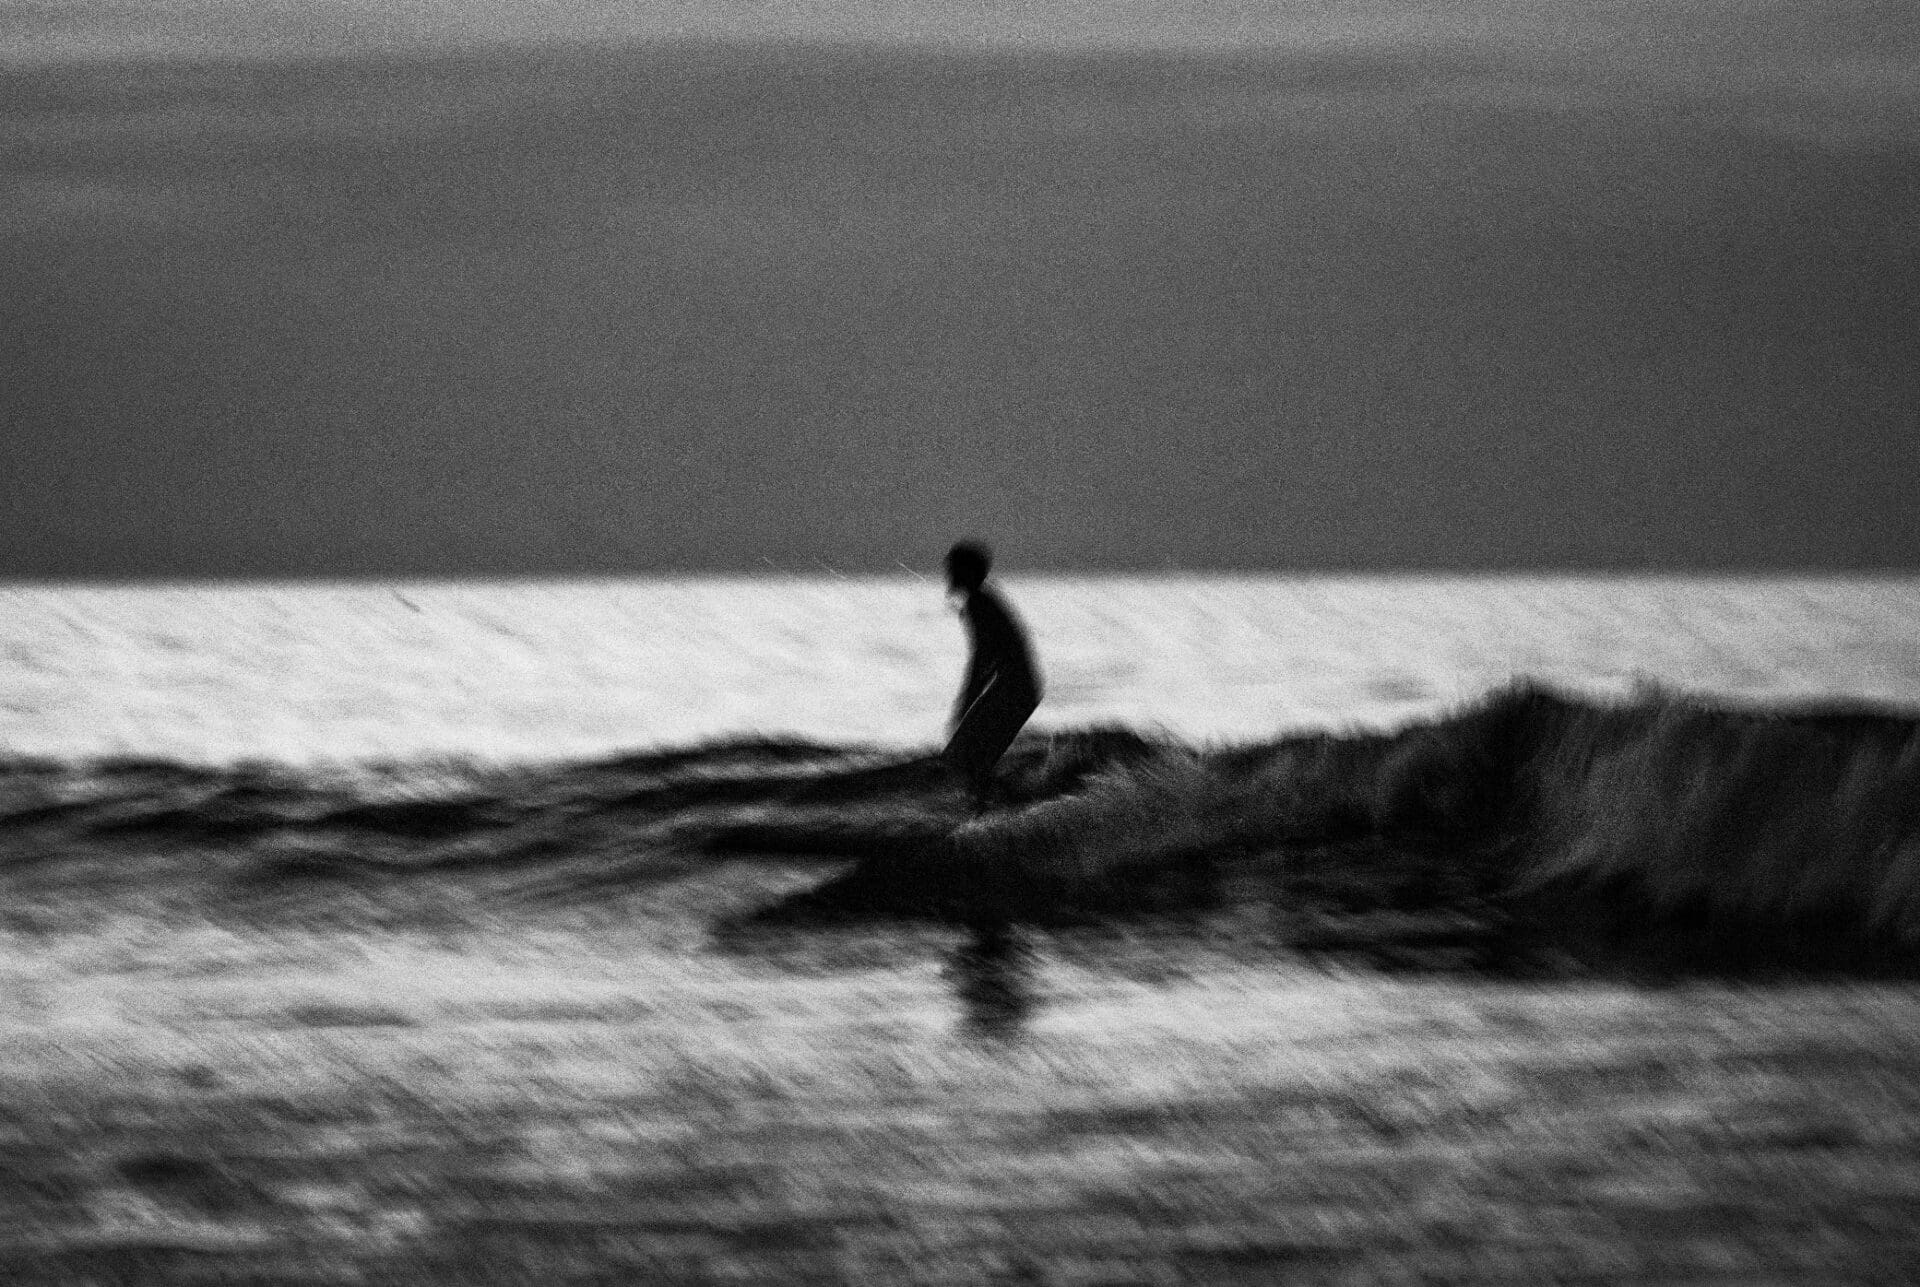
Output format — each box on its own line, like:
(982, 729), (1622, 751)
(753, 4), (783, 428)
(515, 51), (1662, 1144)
(945, 541), (991, 593)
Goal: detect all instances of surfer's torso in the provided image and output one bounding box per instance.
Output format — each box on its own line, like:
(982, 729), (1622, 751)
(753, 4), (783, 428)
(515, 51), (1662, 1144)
(956, 587), (1041, 723)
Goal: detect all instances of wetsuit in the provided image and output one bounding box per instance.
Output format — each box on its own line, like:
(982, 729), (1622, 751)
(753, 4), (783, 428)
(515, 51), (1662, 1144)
(945, 586), (1042, 807)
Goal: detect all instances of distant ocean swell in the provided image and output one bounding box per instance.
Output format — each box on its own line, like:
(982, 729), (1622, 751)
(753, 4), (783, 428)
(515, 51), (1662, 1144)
(3, 682), (1918, 970)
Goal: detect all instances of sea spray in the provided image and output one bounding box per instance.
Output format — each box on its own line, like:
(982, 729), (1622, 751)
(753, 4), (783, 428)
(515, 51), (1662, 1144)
(1511, 690), (1920, 944)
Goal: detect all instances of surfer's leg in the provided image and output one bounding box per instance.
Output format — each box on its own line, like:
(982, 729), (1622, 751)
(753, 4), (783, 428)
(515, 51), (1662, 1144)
(946, 676), (1042, 817)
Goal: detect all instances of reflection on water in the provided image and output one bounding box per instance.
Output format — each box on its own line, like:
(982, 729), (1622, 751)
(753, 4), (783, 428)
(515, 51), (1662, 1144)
(5, 576), (1919, 764)
(947, 924), (1037, 1040)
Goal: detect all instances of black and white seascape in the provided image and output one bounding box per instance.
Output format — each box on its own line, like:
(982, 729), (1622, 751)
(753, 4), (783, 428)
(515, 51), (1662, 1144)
(6, 0), (1920, 1282)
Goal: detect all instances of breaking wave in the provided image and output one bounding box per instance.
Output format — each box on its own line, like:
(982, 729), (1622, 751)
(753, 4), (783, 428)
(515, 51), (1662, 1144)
(5, 683), (1919, 971)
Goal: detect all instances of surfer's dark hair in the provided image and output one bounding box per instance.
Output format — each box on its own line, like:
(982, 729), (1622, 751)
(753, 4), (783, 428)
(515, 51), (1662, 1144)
(945, 541), (991, 589)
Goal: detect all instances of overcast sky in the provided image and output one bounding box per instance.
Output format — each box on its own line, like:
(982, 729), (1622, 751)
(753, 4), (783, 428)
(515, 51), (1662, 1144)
(4, 0), (1917, 577)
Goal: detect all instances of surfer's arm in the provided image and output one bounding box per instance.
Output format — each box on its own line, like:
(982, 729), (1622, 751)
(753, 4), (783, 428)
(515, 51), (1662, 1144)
(953, 663), (996, 728)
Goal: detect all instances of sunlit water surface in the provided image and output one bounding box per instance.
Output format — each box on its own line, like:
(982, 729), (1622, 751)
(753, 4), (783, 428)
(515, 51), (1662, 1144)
(3, 575), (1918, 763)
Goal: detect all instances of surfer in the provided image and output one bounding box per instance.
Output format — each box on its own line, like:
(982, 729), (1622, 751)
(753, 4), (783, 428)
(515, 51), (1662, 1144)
(943, 541), (1042, 812)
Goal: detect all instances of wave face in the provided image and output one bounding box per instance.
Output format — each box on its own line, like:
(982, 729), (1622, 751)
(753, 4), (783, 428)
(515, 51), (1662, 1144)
(1507, 691), (1920, 943)
(953, 685), (1920, 963)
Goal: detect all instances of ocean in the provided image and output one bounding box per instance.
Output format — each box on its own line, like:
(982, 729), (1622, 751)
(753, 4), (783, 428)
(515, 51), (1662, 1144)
(9, 574), (1920, 1281)
(5, 575), (1918, 765)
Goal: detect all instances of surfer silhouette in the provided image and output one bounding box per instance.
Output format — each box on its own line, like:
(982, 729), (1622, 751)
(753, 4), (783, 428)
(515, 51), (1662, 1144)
(943, 541), (1042, 812)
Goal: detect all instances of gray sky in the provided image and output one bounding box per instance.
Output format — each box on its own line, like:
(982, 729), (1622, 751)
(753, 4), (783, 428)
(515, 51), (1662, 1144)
(5, 1), (1917, 577)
